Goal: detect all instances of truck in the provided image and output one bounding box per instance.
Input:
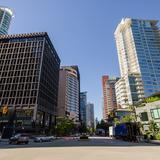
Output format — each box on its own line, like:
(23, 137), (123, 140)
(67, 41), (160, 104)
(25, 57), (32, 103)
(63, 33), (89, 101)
(114, 122), (140, 142)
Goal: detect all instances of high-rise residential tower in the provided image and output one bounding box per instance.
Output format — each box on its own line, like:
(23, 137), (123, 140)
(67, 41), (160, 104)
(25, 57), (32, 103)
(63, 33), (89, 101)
(115, 18), (160, 107)
(0, 32), (60, 132)
(0, 6), (13, 35)
(57, 66), (80, 123)
(86, 103), (94, 129)
(80, 91), (87, 125)
(102, 75), (119, 121)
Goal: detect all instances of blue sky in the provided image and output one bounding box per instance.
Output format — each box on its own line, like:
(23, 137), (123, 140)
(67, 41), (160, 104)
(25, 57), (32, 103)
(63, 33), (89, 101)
(1, 0), (160, 120)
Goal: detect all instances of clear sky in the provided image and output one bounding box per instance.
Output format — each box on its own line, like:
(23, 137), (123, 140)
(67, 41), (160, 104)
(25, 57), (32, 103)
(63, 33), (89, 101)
(1, 0), (160, 120)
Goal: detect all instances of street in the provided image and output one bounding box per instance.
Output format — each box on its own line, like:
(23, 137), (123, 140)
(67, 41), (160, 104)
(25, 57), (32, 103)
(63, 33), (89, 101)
(0, 137), (159, 160)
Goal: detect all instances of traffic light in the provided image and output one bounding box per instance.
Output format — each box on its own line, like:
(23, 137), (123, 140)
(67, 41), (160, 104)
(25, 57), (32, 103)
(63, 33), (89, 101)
(2, 105), (8, 115)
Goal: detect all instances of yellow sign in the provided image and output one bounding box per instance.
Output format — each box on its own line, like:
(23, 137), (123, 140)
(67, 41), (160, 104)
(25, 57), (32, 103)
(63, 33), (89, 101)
(2, 105), (8, 114)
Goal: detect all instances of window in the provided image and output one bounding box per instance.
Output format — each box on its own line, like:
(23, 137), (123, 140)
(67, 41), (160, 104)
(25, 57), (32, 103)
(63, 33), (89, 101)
(151, 108), (160, 119)
(140, 112), (148, 121)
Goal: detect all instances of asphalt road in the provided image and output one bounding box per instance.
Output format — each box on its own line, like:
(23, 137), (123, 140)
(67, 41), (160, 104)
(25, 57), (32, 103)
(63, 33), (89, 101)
(0, 137), (159, 160)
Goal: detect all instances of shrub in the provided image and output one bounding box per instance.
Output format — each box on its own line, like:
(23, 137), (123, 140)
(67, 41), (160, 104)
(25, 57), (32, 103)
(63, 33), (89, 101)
(155, 133), (160, 140)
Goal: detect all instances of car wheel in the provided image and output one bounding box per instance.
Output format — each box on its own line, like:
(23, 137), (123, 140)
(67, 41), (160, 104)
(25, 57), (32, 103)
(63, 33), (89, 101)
(16, 141), (19, 144)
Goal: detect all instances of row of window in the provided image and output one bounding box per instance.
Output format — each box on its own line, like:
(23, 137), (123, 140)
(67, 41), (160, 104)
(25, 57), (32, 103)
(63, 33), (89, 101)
(0, 70), (39, 77)
(0, 41), (43, 48)
(0, 97), (37, 105)
(0, 64), (40, 71)
(0, 50), (41, 56)
(0, 90), (37, 97)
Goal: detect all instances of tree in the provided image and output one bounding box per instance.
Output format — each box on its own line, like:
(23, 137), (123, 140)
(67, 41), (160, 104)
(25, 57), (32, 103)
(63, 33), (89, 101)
(55, 117), (75, 136)
(96, 119), (109, 134)
(148, 120), (159, 136)
(121, 114), (136, 123)
(79, 124), (87, 133)
(113, 118), (120, 125)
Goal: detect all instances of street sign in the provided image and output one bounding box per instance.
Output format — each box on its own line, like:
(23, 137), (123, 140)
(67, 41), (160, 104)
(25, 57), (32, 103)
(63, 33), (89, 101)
(2, 105), (8, 114)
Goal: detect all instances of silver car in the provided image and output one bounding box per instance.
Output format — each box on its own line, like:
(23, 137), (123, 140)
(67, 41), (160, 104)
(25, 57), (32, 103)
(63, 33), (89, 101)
(9, 133), (29, 144)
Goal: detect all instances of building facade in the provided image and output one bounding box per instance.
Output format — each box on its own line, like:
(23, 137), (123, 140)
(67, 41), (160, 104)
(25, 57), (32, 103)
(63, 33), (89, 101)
(0, 32), (60, 132)
(102, 75), (119, 121)
(0, 6), (13, 35)
(115, 18), (160, 107)
(58, 66), (80, 123)
(86, 103), (94, 129)
(80, 91), (87, 125)
(136, 100), (160, 130)
(115, 73), (144, 108)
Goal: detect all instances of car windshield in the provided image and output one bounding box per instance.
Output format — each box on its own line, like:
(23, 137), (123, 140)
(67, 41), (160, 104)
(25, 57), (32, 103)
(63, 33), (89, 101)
(14, 134), (21, 137)
(21, 135), (27, 137)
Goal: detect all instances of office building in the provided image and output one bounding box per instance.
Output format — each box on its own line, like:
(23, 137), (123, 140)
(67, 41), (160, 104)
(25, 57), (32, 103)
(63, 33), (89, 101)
(86, 103), (94, 129)
(0, 6), (13, 35)
(115, 73), (143, 108)
(80, 91), (87, 125)
(57, 66), (80, 123)
(102, 75), (119, 121)
(0, 32), (60, 132)
(115, 18), (160, 107)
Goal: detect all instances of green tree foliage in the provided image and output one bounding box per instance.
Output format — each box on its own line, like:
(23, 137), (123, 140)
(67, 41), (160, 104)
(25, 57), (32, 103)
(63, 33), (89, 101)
(148, 120), (159, 136)
(113, 118), (120, 125)
(155, 132), (160, 140)
(79, 124), (87, 133)
(55, 117), (75, 136)
(145, 96), (160, 103)
(121, 114), (136, 123)
(96, 119), (109, 133)
(144, 121), (160, 140)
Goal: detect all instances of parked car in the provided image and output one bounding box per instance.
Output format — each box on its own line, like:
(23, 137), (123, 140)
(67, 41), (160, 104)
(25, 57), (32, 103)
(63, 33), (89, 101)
(9, 133), (29, 144)
(79, 134), (89, 140)
(34, 136), (55, 142)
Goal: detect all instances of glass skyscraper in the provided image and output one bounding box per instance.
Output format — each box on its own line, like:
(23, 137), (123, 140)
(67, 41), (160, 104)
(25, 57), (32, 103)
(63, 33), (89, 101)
(86, 103), (94, 129)
(115, 18), (160, 107)
(0, 6), (13, 35)
(58, 66), (80, 123)
(80, 92), (87, 125)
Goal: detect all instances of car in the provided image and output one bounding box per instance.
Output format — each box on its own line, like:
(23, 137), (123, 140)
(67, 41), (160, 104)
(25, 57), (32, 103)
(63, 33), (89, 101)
(33, 136), (55, 142)
(33, 136), (43, 142)
(9, 133), (29, 144)
(79, 134), (89, 140)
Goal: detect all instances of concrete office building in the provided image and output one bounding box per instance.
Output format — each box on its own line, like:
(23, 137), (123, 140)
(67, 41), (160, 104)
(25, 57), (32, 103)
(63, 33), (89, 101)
(0, 32), (60, 132)
(80, 91), (87, 125)
(58, 66), (80, 123)
(0, 6), (13, 35)
(115, 18), (160, 107)
(102, 75), (119, 121)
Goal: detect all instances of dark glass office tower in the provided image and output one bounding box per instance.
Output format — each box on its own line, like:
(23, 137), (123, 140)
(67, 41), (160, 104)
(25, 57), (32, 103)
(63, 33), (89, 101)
(80, 92), (87, 125)
(0, 32), (60, 133)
